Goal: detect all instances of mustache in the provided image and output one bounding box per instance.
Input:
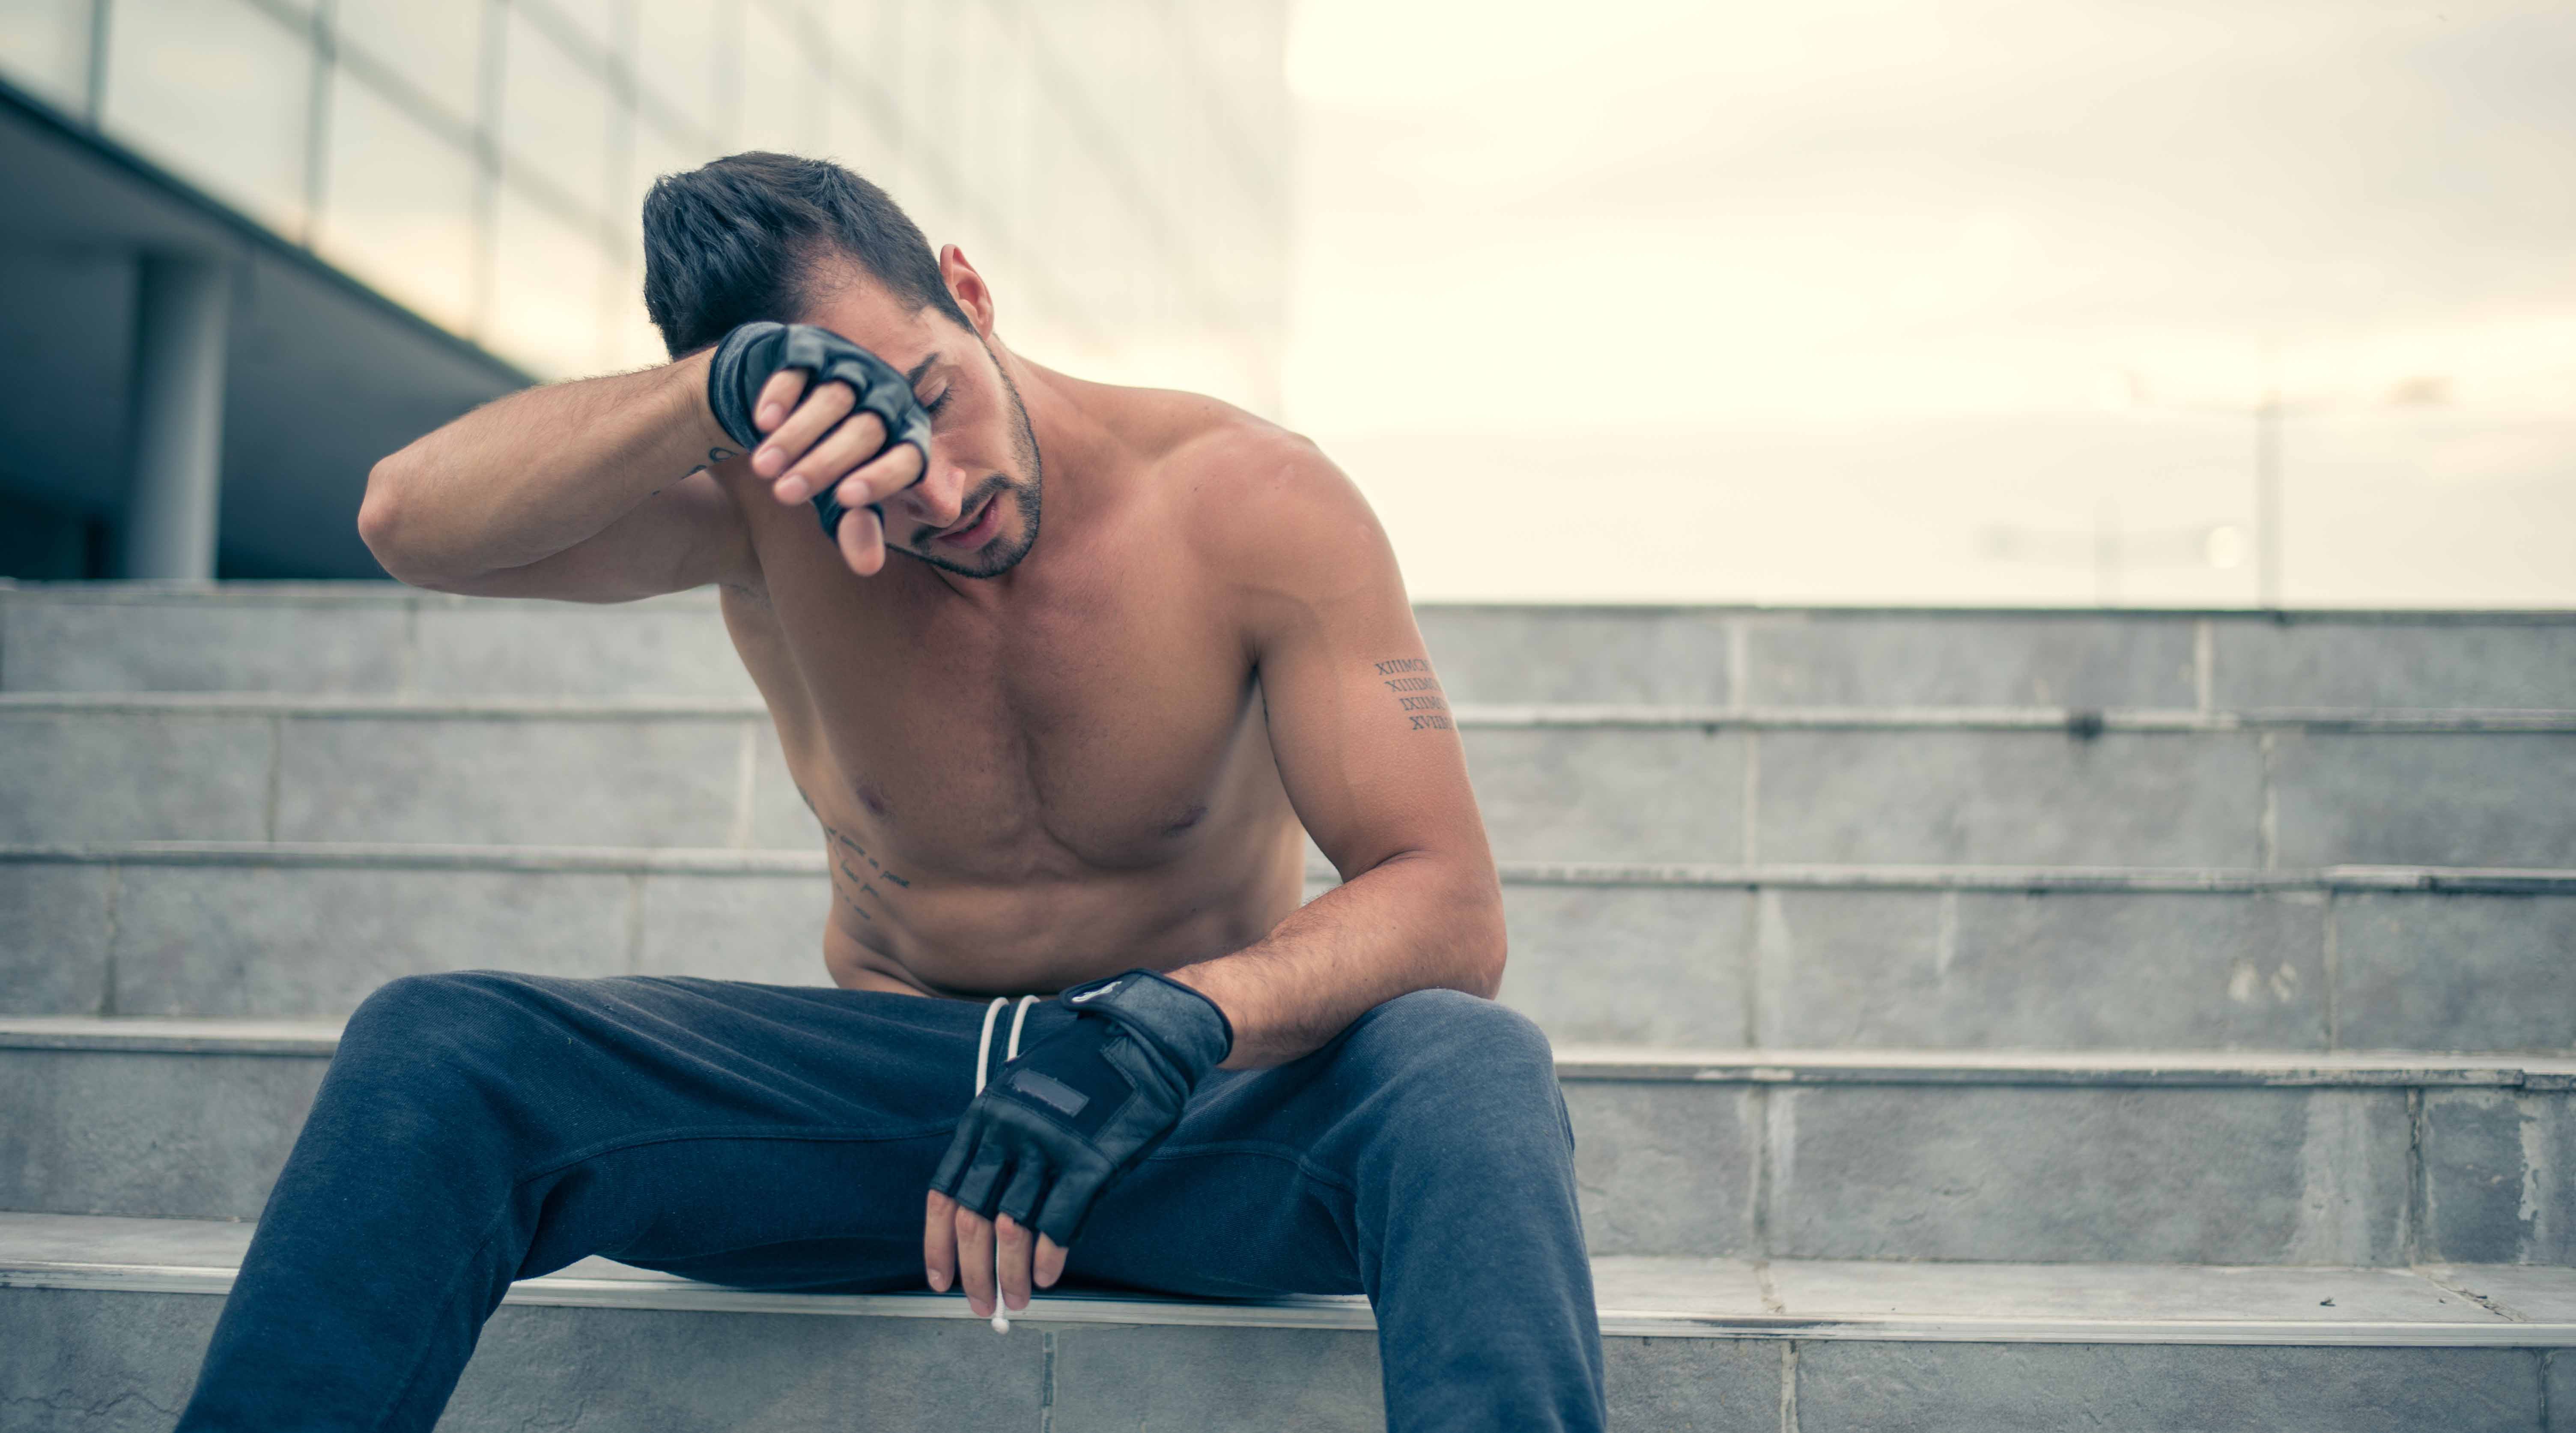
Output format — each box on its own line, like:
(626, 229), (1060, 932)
(910, 478), (1013, 547)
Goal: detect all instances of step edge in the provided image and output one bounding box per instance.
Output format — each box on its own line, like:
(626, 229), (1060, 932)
(10, 843), (2572, 894)
(3, 1018), (2565, 1084)
(10, 692), (2576, 731)
(16, 583), (2576, 622)
(5, 1264), (2570, 1346)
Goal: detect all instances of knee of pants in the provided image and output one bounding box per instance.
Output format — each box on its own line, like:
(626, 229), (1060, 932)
(1340, 988), (1568, 1140)
(335, 970), (567, 1104)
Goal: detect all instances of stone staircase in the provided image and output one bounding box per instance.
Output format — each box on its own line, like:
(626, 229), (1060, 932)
(2, 581), (2572, 1430)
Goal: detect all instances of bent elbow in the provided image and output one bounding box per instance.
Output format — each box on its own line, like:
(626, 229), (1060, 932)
(358, 454), (459, 589)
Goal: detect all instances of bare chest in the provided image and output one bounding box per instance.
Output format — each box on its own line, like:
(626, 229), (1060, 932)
(725, 558), (1273, 878)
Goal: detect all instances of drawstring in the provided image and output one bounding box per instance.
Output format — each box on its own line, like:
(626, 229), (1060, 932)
(970, 994), (1042, 1332)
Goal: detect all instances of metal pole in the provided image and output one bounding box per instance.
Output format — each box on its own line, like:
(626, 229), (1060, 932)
(2254, 388), (2283, 608)
(119, 255), (231, 580)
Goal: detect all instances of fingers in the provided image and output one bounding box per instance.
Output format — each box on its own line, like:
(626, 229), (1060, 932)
(828, 440), (928, 516)
(952, 1201), (997, 1319)
(834, 504), (886, 576)
(994, 1214), (1035, 1313)
(1035, 1233), (1067, 1290)
(778, 410), (888, 503)
(923, 1189), (958, 1294)
(751, 382), (855, 491)
(753, 369), (808, 435)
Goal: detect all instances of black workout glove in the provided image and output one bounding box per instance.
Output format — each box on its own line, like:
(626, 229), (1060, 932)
(930, 969), (1234, 1247)
(704, 321), (933, 540)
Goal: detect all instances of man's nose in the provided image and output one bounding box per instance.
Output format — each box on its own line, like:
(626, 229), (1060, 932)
(894, 453), (968, 531)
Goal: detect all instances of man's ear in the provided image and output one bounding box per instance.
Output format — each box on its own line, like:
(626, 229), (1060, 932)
(940, 245), (996, 337)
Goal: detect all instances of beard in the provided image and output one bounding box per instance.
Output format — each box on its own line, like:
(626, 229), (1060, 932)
(897, 346), (1043, 580)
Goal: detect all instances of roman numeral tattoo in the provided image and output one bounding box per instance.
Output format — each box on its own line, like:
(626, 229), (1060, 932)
(1372, 657), (1452, 731)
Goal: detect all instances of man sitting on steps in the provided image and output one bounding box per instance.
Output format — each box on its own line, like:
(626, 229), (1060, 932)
(173, 152), (1607, 1432)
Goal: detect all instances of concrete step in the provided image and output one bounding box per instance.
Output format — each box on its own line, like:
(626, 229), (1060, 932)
(8, 843), (2571, 1056)
(8, 693), (2574, 867)
(2, 1213), (2568, 1432)
(3, 1018), (2567, 1267)
(12, 582), (2576, 713)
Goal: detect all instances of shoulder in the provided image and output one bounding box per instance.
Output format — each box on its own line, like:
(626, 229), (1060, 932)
(1132, 396), (1389, 588)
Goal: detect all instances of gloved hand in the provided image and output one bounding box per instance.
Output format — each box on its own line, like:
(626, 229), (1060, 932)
(931, 969), (1234, 1247)
(704, 321), (932, 540)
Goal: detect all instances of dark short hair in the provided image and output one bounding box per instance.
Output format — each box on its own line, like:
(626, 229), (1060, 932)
(640, 152), (971, 358)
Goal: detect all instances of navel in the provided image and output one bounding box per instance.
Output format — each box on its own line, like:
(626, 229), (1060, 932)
(1162, 803), (1209, 837)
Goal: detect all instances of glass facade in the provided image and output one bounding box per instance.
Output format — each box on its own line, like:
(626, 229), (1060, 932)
(3, 0), (1292, 411)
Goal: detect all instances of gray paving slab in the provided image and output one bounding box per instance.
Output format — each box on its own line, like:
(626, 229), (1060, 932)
(2215, 618), (2576, 711)
(1741, 612), (2197, 709)
(1586, 1256), (1770, 1315)
(1768, 1259), (2500, 1323)
(2272, 731), (2576, 869)
(1466, 726), (1745, 863)
(635, 872), (834, 986)
(108, 863), (635, 1016)
(1051, 1324), (1383, 1432)
(1414, 606), (1734, 705)
(1, 593), (410, 694)
(0, 712), (272, 844)
(272, 714), (751, 847)
(0, 863), (111, 1015)
(1500, 884), (1750, 1046)
(1753, 728), (2264, 866)
(2421, 1090), (2574, 1265)
(2424, 1265), (2576, 1322)
(0, 1287), (219, 1433)
(0, 1210), (258, 1267)
(411, 599), (757, 699)
(445, 1302), (1048, 1432)
(1766, 1084), (2413, 1264)
(2335, 892), (2576, 1054)
(0, 1048), (323, 1219)
(1602, 1337), (1780, 1433)
(1754, 887), (2328, 1050)
(1564, 1083), (1758, 1257)
(1794, 1341), (2545, 1433)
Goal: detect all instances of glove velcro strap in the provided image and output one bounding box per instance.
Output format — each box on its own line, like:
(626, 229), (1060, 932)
(1058, 969), (1234, 1080)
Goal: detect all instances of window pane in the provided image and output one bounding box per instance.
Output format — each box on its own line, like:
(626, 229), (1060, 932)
(499, 7), (612, 220)
(101, 0), (312, 234)
(0, 0), (93, 112)
(824, 94), (897, 188)
(333, 0), (483, 128)
(540, 0), (620, 60)
(739, 2), (819, 156)
(313, 69), (478, 331)
(487, 185), (607, 379)
(635, 0), (727, 144)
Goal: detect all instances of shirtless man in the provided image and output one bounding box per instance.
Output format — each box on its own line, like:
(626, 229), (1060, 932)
(173, 153), (1605, 1433)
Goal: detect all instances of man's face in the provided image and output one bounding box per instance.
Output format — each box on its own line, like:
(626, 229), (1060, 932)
(798, 272), (1041, 579)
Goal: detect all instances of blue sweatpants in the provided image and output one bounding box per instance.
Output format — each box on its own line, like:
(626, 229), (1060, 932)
(174, 972), (1608, 1431)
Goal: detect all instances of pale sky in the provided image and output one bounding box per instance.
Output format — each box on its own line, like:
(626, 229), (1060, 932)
(1278, 0), (2576, 605)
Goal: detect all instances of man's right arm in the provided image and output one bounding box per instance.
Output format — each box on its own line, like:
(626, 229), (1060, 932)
(357, 351), (751, 601)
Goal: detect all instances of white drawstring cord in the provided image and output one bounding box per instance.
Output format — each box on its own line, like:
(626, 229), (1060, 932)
(971, 994), (1042, 1332)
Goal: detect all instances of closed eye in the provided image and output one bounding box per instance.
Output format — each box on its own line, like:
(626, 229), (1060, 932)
(922, 389), (953, 418)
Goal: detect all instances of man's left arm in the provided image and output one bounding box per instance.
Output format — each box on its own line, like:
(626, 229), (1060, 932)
(1167, 436), (1505, 1068)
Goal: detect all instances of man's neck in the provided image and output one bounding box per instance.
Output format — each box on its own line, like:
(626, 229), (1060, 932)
(926, 349), (1109, 612)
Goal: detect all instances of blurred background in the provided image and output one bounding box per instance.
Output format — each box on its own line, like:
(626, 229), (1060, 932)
(0, 0), (2567, 606)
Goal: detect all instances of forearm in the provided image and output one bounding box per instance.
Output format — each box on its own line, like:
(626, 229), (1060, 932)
(359, 351), (729, 583)
(1168, 850), (1506, 1069)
